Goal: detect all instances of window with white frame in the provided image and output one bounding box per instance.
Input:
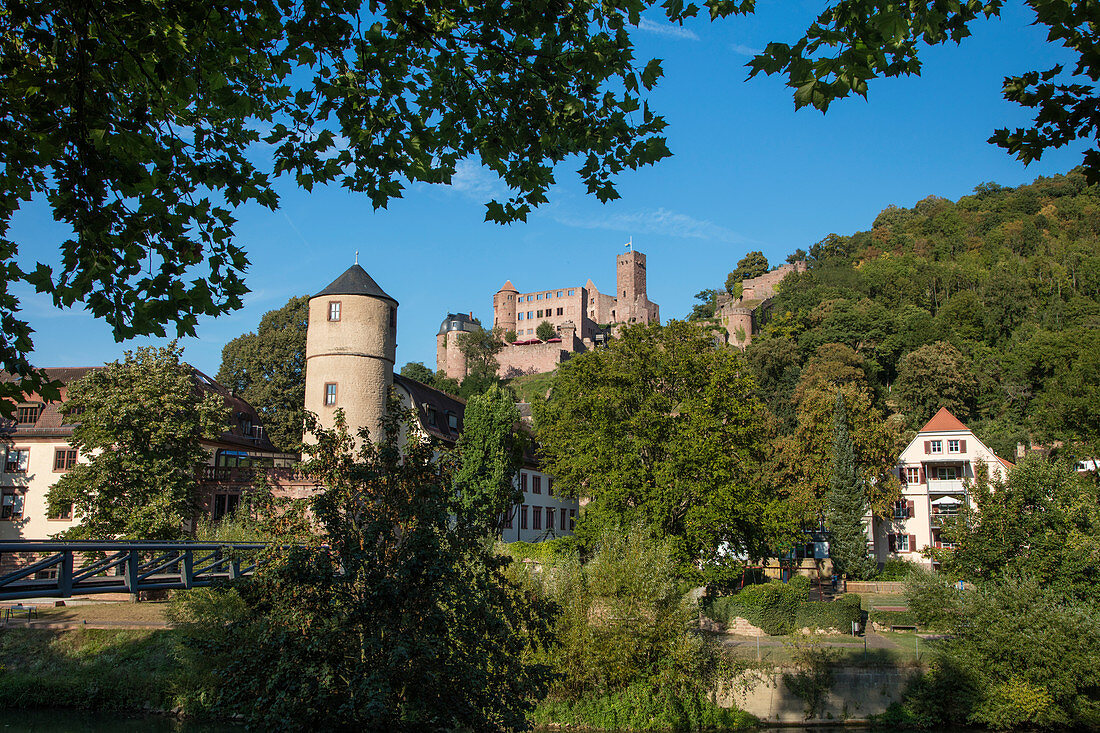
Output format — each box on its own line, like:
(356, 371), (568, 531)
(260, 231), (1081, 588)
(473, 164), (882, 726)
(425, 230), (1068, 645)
(948, 439), (960, 453)
(894, 534), (910, 552)
(893, 500), (909, 519)
(328, 301), (341, 321)
(935, 466), (959, 481)
(905, 467), (921, 484)
(930, 440), (943, 454)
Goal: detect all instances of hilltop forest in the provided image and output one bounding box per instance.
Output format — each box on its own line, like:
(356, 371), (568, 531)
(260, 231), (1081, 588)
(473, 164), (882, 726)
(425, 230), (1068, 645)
(725, 170), (1100, 460)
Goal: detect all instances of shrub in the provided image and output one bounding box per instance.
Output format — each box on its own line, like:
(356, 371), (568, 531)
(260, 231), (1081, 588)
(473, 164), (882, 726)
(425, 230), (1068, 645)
(536, 320), (556, 341)
(795, 594), (862, 632)
(905, 569), (963, 631)
(706, 581), (801, 635)
(878, 557), (921, 580)
(868, 608), (920, 629)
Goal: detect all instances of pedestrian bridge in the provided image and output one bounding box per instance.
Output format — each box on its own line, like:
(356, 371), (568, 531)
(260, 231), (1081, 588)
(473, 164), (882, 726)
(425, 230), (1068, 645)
(0, 541), (267, 601)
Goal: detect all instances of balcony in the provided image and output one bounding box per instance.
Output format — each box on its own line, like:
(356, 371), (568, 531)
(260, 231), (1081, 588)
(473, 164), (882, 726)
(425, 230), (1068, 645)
(927, 478), (965, 494)
(930, 512), (960, 528)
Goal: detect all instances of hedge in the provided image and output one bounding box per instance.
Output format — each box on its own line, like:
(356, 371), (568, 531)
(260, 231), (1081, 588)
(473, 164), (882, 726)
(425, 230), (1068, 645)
(868, 608), (921, 629)
(706, 581), (861, 635)
(794, 594), (862, 632)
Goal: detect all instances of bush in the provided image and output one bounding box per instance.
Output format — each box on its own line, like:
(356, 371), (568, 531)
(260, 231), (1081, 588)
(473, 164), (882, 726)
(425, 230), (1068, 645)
(905, 569), (963, 631)
(536, 320), (556, 341)
(868, 608), (920, 629)
(532, 680), (757, 731)
(706, 581), (801, 635)
(795, 594), (862, 632)
(878, 557), (921, 580)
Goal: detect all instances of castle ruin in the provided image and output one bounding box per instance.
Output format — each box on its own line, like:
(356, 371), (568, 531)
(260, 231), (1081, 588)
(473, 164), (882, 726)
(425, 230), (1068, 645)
(437, 248), (660, 380)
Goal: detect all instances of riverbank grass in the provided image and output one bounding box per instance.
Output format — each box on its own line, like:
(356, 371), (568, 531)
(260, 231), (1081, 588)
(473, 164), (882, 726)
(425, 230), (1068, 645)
(0, 628), (189, 713)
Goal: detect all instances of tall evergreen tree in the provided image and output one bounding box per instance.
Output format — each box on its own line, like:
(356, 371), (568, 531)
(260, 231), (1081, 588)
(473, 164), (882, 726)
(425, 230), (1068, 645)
(825, 392), (876, 579)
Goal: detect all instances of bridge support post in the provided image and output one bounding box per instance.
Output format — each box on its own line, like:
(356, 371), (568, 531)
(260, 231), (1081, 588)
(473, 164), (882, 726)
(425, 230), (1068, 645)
(58, 550), (74, 597)
(182, 549), (194, 589)
(229, 558), (241, 581)
(125, 549), (140, 600)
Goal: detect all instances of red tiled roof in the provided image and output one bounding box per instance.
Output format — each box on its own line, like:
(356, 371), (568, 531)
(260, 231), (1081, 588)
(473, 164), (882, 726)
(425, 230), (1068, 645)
(919, 407), (969, 433)
(998, 456), (1015, 470)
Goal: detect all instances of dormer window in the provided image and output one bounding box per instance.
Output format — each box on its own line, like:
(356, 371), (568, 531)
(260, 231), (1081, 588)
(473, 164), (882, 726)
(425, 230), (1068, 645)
(241, 418), (253, 436)
(447, 411), (458, 430)
(328, 301), (341, 321)
(16, 405), (40, 425)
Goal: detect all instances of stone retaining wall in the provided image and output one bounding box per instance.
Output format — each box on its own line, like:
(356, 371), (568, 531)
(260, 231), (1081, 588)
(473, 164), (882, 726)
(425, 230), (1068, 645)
(718, 666), (914, 723)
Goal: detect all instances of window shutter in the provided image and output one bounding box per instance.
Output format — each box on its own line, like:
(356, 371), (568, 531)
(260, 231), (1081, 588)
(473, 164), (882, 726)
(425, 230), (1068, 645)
(907, 500), (915, 518)
(909, 534), (917, 552)
(960, 439), (967, 452)
(924, 441), (931, 454)
(888, 534), (896, 553)
(919, 466), (925, 483)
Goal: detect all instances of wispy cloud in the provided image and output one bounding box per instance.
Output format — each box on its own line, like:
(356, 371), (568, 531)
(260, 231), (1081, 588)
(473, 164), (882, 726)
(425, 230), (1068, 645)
(551, 207), (746, 243)
(447, 160), (508, 200)
(636, 18), (699, 41)
(729, 43), (762, 57)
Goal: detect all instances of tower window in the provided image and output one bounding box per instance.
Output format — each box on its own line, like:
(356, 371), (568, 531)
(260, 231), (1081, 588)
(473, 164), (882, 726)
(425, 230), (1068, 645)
(390, 307), (396, 328)
(324, 383), (338, 406)
(328, 301), (341, 321)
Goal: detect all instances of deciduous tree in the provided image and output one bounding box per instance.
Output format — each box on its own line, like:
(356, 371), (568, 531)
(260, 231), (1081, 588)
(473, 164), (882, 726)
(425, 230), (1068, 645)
(217, 295), (309, 451)
(534, 321), (796, 570)
(47, 343), (227, 539)
(895, 341), (980, 428)
(188, 400), (553, 729)
(453, 384), (524, 535)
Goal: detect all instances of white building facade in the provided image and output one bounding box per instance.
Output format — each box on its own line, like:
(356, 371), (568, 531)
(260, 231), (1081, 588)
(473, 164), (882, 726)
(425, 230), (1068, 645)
(869, 407), (1013, 568)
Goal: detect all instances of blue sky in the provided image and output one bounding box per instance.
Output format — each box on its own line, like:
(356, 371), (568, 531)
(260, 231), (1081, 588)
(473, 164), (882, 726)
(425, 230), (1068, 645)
(14, 2), (1090, 377)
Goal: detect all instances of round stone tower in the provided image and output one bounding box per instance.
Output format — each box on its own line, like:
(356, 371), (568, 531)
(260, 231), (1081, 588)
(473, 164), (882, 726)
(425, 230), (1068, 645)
(493, 280), (518, 335)
(303, 264), (398, 445)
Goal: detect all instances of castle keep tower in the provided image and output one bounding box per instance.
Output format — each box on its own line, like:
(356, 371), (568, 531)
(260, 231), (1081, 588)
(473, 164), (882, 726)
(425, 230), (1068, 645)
(617, 250), (646, 304)
(303, 264), (398, 445)
(493, 280), (518, 335)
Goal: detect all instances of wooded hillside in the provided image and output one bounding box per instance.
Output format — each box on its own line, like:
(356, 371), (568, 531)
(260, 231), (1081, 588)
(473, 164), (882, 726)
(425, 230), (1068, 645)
(744, 170), (1099, 459)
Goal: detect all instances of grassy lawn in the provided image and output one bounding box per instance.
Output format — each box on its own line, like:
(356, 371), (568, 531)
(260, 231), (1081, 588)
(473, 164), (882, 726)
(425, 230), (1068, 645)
(0, 627), (188, 712)
(506, 370), (557, 403)
(3, 601), (169, 626)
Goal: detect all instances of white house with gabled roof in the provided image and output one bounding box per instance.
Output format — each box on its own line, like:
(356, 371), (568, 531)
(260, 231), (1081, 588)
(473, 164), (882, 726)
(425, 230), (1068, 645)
(869, 407), (1013, 568)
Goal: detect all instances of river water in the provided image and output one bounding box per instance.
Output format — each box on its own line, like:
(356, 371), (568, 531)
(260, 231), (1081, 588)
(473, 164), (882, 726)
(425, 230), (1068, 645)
(2, 709), (971, 732)
(0, 709), (242, 732)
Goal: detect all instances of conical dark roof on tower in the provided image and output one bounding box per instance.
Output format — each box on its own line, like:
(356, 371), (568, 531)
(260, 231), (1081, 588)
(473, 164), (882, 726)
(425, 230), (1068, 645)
(313, 264), (397, 304)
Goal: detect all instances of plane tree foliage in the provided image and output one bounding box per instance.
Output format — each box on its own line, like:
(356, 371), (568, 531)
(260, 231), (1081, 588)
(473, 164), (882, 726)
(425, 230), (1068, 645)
(1, 0), (761, 411)
(750, 1), (1100, 181)
(216, 295), (309, 452)
(46, 343), (227, 539)
(534, 320), (798, 571)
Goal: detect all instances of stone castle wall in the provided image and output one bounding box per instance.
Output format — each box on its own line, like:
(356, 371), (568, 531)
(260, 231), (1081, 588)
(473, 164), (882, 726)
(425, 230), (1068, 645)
(497, 342), (572, 378)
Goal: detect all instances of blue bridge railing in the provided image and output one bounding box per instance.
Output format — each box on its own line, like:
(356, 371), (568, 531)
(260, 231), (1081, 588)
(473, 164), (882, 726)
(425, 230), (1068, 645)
(0, 541), (267, 601)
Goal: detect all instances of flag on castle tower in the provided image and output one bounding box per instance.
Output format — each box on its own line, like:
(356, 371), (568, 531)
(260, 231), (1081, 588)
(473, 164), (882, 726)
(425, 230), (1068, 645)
(624, 237), (632, 251)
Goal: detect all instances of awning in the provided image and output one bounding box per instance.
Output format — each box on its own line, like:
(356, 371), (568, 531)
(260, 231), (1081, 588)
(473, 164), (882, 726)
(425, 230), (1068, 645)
(931, 496), (961, 505)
